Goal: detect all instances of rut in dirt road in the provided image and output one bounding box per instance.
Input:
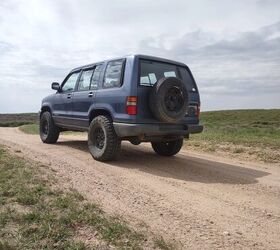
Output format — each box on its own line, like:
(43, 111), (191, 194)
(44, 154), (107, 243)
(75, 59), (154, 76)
(0, 127), (280, 249)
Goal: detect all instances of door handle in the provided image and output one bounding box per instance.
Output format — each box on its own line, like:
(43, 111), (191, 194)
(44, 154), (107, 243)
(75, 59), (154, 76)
(88, 92), (93, 97)
(67, 93), (72, 99)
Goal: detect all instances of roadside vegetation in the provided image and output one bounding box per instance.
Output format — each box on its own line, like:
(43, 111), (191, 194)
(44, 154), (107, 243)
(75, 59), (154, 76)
(0, 121), (33, 127)
(19, 124), (39, 134)
(0, 146), (174, 249)
(188, 109), (280, 163)
(0, 113), (37, 127)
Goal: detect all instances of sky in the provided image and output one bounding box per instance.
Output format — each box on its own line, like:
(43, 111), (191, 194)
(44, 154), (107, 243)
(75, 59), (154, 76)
(0, 0), (280, 113)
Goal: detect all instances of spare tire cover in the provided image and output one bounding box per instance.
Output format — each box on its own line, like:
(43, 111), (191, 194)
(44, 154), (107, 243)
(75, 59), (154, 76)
(149, 77), (188, 123)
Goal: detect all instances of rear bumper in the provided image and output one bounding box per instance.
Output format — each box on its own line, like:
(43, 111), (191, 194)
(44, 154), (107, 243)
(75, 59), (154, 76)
(113, 122), (203, 138)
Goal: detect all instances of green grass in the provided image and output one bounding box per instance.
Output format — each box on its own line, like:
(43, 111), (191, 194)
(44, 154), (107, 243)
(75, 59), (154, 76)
(188, 109), (280, 162)
(0, 146), (172, 249)
(191, 109), (280, 148)
(19, 124), (39, 134)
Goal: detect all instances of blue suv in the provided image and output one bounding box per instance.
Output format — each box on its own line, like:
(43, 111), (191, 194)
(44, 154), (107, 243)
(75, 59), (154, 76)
(40, 55), (203, 161)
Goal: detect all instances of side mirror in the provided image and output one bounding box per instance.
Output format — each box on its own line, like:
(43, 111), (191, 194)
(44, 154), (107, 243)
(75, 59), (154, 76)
(51, 82), (60, 91)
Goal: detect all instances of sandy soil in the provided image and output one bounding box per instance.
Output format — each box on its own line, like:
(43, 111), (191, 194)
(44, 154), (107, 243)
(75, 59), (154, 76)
(0, 127), (279, 249)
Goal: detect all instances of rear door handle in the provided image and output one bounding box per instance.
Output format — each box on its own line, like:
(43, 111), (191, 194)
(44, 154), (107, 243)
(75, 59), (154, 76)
(88, 91), (93, 97)
(67, 93), (72, 99)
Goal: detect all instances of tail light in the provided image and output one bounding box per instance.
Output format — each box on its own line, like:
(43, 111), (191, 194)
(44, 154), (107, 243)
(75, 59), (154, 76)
(126, 96), (137, 115)
(196, 103), (200, 118)
(187, 103), (200, 117)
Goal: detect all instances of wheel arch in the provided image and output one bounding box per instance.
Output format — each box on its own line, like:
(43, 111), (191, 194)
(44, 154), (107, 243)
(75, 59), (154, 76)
(88, 108), (113, 123)
(40, 105), (52, 117)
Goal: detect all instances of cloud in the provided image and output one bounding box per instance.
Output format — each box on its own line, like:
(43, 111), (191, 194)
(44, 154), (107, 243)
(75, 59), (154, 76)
(136, 21), (280, 103)
(0, 0), (279, 112)
(257, 0), (280, 6)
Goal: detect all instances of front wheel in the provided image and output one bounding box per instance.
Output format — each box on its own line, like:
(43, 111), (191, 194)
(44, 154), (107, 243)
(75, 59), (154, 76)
(88, 116), (121, 162)
(39, 111), (60, 143)
(151, 138), (183, 156)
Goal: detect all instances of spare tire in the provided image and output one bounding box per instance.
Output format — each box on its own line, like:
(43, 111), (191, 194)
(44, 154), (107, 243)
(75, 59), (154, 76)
(149, 77), (188, 123)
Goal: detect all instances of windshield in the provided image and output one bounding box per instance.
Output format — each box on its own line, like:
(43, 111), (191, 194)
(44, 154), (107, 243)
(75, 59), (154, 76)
(139, 59), (197, 92)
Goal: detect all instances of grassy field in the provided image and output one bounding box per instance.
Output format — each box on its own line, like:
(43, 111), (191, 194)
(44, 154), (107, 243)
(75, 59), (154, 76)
(0, 146), (173, 250)
(193, 109), (280, 147)
(19, 124), (39, 134)
(188, 109), (280, 163)
(0, 113), (37, 127)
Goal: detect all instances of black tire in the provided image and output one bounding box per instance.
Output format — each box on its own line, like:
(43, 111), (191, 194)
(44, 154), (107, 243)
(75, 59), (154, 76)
(151, 138), (183, 156)
(149, 77), (188, 123)
(88, 116), (121, 162)
(39, 111), (60, 143)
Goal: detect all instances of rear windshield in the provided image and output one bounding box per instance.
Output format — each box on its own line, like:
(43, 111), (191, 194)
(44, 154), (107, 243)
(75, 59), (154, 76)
(139, 59), (197, 92)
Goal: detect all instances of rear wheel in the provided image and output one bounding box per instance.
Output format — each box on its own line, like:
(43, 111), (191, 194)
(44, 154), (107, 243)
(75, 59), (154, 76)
(88, 116), (121, 162)
(39, 111), (60, 143)
(151, 138), (183, 156)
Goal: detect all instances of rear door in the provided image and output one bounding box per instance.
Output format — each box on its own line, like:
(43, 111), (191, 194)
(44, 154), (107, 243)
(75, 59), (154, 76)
(72, 65), (103, 128)
(94, 59), (128, 122)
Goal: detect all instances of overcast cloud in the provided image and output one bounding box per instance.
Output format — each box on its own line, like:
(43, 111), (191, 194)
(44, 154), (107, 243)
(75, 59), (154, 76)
(0, 0), (280, 112)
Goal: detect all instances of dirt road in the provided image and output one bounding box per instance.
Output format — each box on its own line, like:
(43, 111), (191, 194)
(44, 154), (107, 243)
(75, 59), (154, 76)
(0, 127), (279, 249)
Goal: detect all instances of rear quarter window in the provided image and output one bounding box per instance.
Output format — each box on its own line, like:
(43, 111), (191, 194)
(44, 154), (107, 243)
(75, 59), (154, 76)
(103, 59), (125, 88)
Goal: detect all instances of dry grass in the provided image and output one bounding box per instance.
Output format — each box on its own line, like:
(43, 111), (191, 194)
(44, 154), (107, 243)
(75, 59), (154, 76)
(0, 146), (173, 249)
(188, 109), (280, 163)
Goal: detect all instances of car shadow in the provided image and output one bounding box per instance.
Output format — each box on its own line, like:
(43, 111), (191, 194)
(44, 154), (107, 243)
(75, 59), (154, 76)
(56, 140), (270, 185)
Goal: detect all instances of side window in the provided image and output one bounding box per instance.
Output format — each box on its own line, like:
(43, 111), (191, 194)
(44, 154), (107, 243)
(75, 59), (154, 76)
(61, 72), (80, 92)
(90, 64), (103, 90)
(77, 69), (94, 91)
(103, 60), (124, 88)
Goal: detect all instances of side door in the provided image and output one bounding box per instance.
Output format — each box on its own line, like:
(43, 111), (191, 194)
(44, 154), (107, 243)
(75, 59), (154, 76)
(52, 71), (80, 126)
(94, 59), (127, 122)
(72, 65), (103, 128)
